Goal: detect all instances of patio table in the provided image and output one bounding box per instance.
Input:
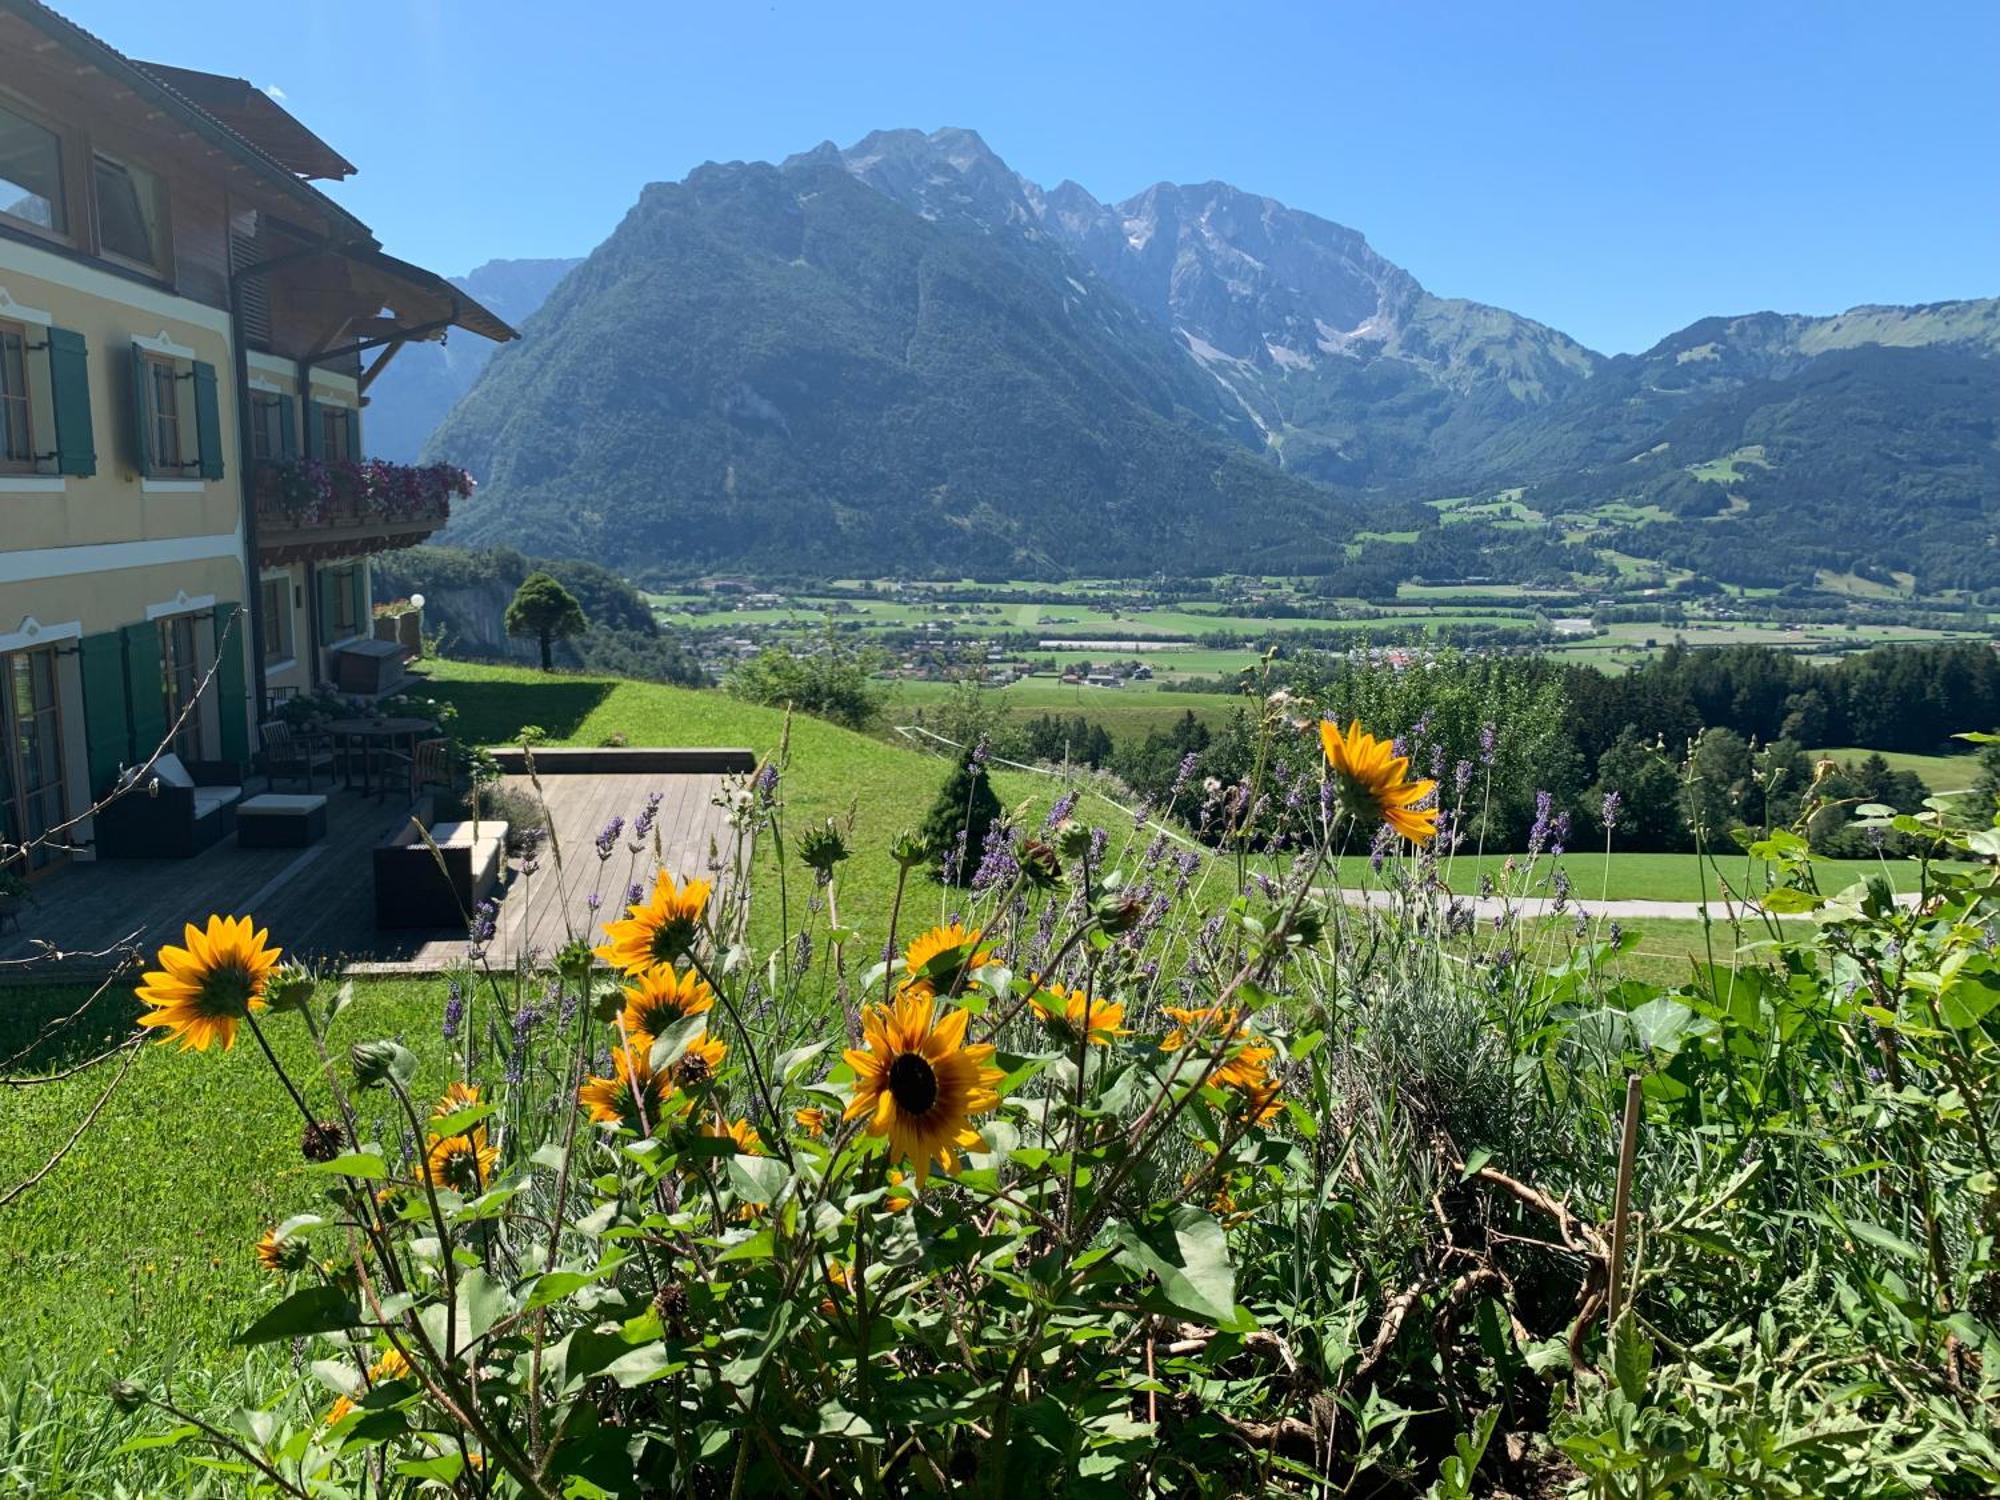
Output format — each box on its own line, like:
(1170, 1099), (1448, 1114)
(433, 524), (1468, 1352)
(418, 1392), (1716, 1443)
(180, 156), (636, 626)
(324, 717), (439, 799)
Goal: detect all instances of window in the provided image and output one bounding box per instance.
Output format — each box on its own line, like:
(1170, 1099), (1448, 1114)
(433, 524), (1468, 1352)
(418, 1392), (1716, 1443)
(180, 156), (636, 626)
(249, 393), (286, 461)
(148, 356), (185, 472)
(0, 102), (65, 235)
(320, 403), (352, 461)
(259, 575), (294, 665)
(159, 613), (204, 761)
(0, 320), (34, 471)
(93, 154), (166, 272)
(2, 645), (69, 873)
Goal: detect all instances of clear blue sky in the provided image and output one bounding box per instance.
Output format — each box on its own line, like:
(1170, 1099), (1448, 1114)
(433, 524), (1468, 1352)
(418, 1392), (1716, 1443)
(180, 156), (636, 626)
(73, 0), (2000, 354)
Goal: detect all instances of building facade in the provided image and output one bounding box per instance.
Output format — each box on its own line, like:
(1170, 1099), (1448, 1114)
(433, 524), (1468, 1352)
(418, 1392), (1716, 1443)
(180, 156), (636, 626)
(0, 0), (512, 871)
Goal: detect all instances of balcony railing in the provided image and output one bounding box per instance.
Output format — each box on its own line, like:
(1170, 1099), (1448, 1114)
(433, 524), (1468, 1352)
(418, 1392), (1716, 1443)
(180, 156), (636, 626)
(252, 458), (476, 534)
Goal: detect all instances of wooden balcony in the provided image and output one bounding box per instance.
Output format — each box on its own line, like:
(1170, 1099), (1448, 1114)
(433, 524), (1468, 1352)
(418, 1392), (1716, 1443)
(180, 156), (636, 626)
(252, 459), (475, 566)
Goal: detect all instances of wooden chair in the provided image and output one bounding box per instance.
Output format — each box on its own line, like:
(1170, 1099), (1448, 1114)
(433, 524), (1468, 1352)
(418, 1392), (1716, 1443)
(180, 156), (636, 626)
(258, 721), (334, 792)
(409, 737), (454, 801)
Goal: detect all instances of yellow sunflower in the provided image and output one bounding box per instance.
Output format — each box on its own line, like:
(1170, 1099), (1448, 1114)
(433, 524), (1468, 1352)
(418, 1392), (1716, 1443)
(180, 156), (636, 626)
(1316, 719), (1438, 844)
(1240, 1077), (1284, 1127)
(617, 966), (715, 1047)
(578, 1045), (675, 1132)
(668, 1032), (728, 1092)
(1162, 1005), (1275, 1090)
(431, 1081), (481, 1119)
(898, 923), (993, 999)
(594, 872), (712, 975)
(794, 1106), (829, 1137)
(254, 1226), (309, 1275)
(135, 915), (282, 1051)
(422, 1130), (497, 1195)
(326, 1348), (412, 1426)
(702, 1114), (764, 1156)
(843, 988), (1003, 1182)
(1035, 982), (1128, 1046)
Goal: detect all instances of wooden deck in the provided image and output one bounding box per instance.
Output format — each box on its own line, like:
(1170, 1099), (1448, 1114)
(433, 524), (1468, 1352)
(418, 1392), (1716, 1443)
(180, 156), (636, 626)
(0, 764), (748, 982)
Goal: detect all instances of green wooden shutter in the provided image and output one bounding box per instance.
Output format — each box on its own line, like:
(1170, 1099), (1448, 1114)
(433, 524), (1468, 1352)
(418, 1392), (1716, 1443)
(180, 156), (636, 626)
(211, 602), (250, 767)
(79, 631), (132, 791)
(46, 327), (95, 477)
(344, 406), (361, 461)
(350, 566), (368, 634)
(192, 360), (224, 479)
(277, 395), (297, 459)
(302, 398), (322, 458)
(316, 568), (338, 642)
(126, 342), (153, 475)
(122, 622), (166, 764)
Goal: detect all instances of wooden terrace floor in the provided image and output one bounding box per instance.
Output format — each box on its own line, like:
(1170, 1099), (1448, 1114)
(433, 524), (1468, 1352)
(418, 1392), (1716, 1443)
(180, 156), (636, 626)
(0, 764), (748, 982)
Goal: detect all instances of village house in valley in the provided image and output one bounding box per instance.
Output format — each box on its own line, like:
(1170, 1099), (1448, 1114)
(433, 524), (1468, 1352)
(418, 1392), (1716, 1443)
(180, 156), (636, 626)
(0, 0), (513, 871)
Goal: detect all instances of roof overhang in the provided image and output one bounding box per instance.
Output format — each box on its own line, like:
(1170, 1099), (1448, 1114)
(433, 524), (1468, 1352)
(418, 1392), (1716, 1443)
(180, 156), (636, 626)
(132, 62), (357, 180)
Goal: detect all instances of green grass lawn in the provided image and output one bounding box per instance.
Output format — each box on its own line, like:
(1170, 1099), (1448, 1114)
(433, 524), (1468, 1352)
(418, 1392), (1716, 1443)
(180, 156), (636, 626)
(0, 976), (451, 1378)
(889, 676), (1247, 736)
(1323, 847), (1946, 904)
(1809, 745), (1984, 794)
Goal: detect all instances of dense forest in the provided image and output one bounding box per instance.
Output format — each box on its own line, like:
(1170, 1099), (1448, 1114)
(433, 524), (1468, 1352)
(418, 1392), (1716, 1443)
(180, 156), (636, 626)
(940, 642), (2000, 856)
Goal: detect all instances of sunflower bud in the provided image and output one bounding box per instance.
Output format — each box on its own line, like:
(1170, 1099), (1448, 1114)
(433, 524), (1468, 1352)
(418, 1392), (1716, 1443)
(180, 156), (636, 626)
(556, 937), (596, 984)
(1053, 819), (1092, 862)
(890, 829), (931, 869)
(350, 1040), (414, 1091)
(301, 1120), (346, 1163)
(1018, 837), (1062, 889)
(264, 963), (317, 1015)
(1095, 891), (1144, 934)
(106, 1379), (149, 1414)
(1275, 904), (1328, 950)
(798, 821), (850, 880)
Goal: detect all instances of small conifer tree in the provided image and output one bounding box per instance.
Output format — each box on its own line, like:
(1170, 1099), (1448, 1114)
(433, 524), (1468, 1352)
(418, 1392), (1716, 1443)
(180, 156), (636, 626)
(504, 571), (588, 671)
(920, 750), (1002, 886)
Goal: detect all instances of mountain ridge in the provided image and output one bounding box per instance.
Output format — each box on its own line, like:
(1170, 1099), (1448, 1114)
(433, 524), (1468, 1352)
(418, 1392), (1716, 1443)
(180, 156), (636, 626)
(421, 126), (1998, 587)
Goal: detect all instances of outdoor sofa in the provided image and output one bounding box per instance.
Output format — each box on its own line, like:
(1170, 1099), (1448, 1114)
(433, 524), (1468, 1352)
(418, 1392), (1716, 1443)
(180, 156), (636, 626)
(94, 753), (245, 859)
(373, 810), (509, 929)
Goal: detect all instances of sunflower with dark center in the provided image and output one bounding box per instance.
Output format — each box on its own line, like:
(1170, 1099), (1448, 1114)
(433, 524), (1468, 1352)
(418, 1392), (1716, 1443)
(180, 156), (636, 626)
(578, 1045), (676, 1133)
(593, 871), (712, 975)
(1316, 719), (1438, 844)
(898, 923), (994, 1000)
(617, 966), (715, 1049)
(422, 1129), (498, 1194)
(1162, 1005), (1276, 1091)
(135, 914), (282, 1051)
(672, 1033), (728, 1092)
(843, 988), (1004, 1183)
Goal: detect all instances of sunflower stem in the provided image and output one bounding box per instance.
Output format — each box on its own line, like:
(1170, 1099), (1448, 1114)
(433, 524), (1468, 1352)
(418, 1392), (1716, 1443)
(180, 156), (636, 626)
(688, 950), (792, 1165)
(243, 1011), (318, 1133)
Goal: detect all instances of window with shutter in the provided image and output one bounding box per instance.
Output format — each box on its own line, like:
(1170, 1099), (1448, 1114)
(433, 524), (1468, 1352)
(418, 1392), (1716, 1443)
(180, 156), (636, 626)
(0, 319), (34, 471)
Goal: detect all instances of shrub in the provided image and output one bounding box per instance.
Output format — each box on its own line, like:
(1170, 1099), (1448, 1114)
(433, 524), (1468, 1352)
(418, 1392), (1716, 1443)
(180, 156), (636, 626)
(918, 749), (1002, 885)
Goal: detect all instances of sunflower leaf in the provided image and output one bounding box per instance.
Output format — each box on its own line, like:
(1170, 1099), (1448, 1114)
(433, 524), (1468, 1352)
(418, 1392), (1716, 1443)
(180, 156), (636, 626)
(647, 1013), (709, 1072)
(233, 1286), (361, 1346)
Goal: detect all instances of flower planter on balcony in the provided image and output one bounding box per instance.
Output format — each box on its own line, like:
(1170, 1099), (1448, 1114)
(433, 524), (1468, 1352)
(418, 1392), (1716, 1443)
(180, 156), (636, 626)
(254, 459), (475, 565)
